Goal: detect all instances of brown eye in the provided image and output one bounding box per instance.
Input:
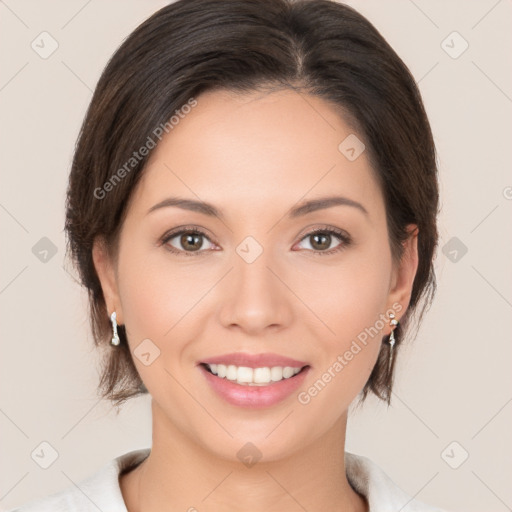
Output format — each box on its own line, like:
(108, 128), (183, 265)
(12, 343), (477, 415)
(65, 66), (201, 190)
(162, 229), (215, 255)
(179, 232), (203, 251)
(296, 227), (351, 255)
(309, 232), (332, 251)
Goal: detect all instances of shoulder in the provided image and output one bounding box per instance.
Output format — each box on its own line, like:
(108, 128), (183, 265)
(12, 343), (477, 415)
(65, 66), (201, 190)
(7, 448), (151, 512)
(345, 452), (451, 512)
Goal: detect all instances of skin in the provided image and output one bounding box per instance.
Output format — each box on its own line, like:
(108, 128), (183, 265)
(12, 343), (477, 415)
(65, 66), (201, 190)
(93, 88), (418, 512)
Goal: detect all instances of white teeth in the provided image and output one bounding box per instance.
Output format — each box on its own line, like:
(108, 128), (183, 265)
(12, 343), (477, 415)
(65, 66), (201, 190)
(270, 366), (283, 382)
(253, 367), (271, 383)
(226, 365), (238, 381)
(205, 363), (303, 385)
(236, 366), (253, 383)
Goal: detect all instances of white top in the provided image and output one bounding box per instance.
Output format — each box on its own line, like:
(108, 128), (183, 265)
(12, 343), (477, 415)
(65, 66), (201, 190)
(9, 448), (449, 511)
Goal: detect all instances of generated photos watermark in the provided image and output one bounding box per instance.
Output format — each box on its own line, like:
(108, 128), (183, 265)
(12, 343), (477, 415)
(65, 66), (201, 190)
(297, 302), (403, 405)
(93, 97), (198, 200)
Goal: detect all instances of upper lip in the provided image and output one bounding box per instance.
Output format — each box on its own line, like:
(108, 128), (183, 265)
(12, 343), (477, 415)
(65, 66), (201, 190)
(200, 352), (309, 369)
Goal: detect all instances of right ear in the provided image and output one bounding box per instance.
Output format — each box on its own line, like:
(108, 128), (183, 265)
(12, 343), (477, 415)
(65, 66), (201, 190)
(92, 237), (123, 324)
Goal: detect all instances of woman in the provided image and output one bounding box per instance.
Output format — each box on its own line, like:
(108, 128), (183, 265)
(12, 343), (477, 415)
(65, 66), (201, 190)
(11, 0), (448, 510)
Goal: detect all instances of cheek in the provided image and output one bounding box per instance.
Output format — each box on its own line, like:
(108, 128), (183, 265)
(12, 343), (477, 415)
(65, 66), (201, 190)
(118, 258), (172, 341)
(292, 238), (392, 410)
(116, 223), (211, 335)
(293, 236), (392, 346)
(115, 243), (193, 375)
(115, 240), (224, 393)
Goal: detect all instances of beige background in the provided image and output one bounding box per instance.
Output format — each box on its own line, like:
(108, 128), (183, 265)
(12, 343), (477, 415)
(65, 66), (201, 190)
(1, 1), (511, 511)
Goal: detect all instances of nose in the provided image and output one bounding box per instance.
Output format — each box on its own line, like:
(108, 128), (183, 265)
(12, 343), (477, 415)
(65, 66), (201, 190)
(217, 247), (294, 336)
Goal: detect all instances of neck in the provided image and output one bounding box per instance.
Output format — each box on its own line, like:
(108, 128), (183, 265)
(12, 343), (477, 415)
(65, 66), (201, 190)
(120, 400), (367, 512)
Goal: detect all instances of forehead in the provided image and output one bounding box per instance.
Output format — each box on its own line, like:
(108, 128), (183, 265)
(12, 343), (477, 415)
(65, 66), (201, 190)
(130, 89), (384, 221)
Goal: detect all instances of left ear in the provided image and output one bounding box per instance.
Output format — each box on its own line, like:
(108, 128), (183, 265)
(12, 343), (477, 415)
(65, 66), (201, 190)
(387, 224), (419, 315)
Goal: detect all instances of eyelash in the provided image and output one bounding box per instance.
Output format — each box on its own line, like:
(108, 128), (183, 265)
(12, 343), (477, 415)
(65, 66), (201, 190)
(160, 225), (352, 257)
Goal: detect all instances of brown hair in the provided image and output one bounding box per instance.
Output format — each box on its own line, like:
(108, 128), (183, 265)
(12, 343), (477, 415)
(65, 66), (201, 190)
(65, 0), (439, 407)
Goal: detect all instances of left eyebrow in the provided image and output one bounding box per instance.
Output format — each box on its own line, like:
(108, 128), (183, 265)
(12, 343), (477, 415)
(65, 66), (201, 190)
(147, 197), (225, 221)
(288, 196), (369, 218)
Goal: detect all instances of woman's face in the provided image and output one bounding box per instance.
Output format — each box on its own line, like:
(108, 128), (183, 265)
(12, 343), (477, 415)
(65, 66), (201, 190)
(94, 89), (417, 461)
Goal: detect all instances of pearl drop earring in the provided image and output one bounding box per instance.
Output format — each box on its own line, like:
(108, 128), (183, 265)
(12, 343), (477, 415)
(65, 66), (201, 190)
(388, 312), (399, 371)
(110, 311), (120, 346)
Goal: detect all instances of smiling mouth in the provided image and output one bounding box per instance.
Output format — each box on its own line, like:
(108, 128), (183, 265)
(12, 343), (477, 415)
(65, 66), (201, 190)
(200, 363), (309, 386)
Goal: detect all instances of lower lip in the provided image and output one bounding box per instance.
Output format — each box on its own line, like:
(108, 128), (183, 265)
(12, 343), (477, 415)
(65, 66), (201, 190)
(199, 365), (310, 409)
